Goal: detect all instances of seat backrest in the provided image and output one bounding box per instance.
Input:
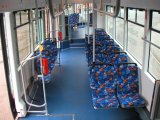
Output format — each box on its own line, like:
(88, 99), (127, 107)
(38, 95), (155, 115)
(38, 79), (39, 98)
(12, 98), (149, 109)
(95, 54), (108, 64)
(90, 64), (116, 93)
(104, 45), (120, 54)
(117, 63), (139, 95)
(104, 39), (114, 46)
(95, 38), (114, 46)
(96, 31), (107, 36)
(107, 52), (128, 65)
(95, 28), (105, 33)
(95, 46), (106, 53)
(113, 46), (120, 53)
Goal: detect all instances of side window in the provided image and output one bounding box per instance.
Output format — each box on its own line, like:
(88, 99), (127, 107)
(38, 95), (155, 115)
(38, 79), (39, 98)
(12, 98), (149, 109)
(127, 8), (145, 64)
(15, 10), (31, 62)
(128, 9), (136, 22)
(116, 7), (124, 46)
(32, 10), (44, 47)
(148, 11), (160, 80)
(106, 6), (114, 36)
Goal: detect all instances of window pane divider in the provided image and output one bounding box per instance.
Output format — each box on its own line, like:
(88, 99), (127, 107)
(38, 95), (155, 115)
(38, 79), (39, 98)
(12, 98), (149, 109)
(14, 22), (30, 29)
(128, 20), (144, 27)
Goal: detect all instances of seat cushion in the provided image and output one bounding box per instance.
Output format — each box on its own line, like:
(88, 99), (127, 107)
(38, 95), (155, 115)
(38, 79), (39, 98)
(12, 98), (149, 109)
(92, 83), (116, 98)
(93, 95), (119, 109)
(118, 93), (145, 108)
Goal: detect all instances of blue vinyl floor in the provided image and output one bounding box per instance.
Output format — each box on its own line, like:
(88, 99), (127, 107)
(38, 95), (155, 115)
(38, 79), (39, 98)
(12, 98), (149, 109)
(21, 48), (142, 120)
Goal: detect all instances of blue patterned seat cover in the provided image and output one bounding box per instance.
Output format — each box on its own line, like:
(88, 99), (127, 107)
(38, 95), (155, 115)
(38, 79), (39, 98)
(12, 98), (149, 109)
(104, 45), (120, 54)
(96, 31), (107, 36)
(92, 95), (119, 109)
(90, 64), (119, 109)
(87, 46), (120, 65)
(95, 28), (105, 32)
(69, 13), (79, 26)
(117, 64), (145, 108)
(90, 64), (116, 90)
(107, 53), (128, 65)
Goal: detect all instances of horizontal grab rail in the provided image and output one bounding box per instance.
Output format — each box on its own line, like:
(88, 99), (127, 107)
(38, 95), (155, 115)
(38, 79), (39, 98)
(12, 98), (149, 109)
(142, 37), (160, 50)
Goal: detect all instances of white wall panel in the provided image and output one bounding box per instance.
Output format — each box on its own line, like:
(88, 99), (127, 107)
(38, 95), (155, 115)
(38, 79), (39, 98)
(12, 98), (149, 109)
(141, 73), (155, 111)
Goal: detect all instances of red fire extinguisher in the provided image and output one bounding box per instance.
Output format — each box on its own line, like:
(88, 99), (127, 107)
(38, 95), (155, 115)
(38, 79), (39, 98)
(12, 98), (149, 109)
(58, 31), (63, 42)
(42, 58), (49, 75)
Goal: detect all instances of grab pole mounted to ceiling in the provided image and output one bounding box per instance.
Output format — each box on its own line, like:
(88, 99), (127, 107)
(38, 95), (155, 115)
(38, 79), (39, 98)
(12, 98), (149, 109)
(92, 0), (96, 62)
(87, 3), (90, 44)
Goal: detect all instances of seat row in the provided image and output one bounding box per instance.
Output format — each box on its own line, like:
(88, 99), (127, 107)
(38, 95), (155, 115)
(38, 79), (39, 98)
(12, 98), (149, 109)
(85, 28), (146, 109)
(33, 39), (58, 83)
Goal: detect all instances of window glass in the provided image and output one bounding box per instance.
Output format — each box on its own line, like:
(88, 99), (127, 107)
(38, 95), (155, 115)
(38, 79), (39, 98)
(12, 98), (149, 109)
(152, 12), (160, 31)
(116, 18), (124, 46)
(120, 8), (124, 18)
(40, 13), (44, 42)
(127, 22), (144, 64)
(106, 6), (113, 13)
(45, 10), (49, 38)
(110, 7), (114, 13)
(33, 21), (38, 47)
(137, 10), (145, 25)
(128, 9), (136, 22)
(21, 11), (29, 24)
(16, 24), (31, 62)
(108, 16), (113, 36)
(32, 11), (44, 48)
(148, 31), (160, 79)
(118, 8), (124, 18)
(32, 10), (36, 19)
(15, 12), (20, 26)
(39, 16), (44, 43)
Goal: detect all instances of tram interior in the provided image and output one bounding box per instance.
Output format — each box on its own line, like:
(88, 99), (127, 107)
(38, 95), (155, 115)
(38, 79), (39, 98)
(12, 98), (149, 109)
(0, 0), (160, 120)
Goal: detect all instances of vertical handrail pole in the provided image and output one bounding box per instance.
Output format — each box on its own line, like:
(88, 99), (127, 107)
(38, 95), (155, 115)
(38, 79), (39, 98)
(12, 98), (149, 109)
(85, 3), (86, 34)
(93, 0), (96, 62)
(35, 0), (48, 115)
(87, 3), (90, 44)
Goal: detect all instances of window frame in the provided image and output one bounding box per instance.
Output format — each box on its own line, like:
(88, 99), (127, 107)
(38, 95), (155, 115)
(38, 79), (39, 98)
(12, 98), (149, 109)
(14, 10), (30, 29)
(32, 9), (43, 48)
(14, 9), (44, 63)
(14, 10), (32, 63)
(127, 7), (145, 26)
(150, 10), (160, 34)
(105, 5), (114, 36)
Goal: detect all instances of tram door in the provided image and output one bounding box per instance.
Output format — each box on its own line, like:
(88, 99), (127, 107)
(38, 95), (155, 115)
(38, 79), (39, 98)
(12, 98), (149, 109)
(0, 14), (16, 120)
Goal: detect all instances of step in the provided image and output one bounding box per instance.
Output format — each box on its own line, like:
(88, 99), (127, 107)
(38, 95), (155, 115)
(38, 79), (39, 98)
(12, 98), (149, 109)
(70, 43), (85, 48)
(71, 39), (85, 43)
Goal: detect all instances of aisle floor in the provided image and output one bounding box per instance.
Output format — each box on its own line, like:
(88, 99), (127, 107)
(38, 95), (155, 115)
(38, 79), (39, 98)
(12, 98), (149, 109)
(22, 48), (142, 120)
